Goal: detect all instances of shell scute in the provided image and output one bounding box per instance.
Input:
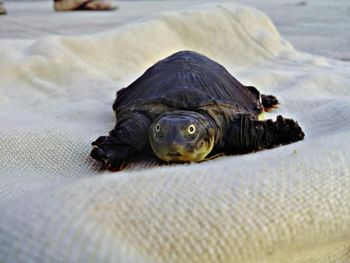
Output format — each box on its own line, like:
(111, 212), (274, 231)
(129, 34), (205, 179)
(114, 51), (262, 117)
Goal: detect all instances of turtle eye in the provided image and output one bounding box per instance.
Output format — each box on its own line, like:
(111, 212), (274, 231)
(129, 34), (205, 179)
(187, 124), (196, 134)
(155, 123), (161, 132)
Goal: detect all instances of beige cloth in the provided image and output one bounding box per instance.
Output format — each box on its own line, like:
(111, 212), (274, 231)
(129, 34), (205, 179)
(0, 3), (350, 263)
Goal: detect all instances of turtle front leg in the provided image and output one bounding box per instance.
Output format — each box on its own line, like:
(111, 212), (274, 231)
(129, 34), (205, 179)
(91, 112), (151, 171)
(226, 114), (304, 153)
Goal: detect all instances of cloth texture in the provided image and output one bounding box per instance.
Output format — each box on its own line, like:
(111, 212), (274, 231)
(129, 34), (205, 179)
(0, 3), (350, 263)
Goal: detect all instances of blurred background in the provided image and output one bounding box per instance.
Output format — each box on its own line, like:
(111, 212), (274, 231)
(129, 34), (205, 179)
(0, 0), (349, 61)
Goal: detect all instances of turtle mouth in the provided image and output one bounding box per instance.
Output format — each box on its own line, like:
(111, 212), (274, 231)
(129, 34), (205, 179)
(167, 152), (182, 158)
(149, 111), (217, 163)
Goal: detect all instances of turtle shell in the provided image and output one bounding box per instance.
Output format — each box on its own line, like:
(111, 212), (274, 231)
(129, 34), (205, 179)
(113, 51), (262, 117)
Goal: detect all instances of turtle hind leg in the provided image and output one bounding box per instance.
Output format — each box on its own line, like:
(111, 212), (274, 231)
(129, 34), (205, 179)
(261, 94), (279, 112)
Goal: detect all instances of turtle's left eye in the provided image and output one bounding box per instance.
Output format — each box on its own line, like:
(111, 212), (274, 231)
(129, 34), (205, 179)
(187, 124), (196, 134)
(155, 123), (161, 132)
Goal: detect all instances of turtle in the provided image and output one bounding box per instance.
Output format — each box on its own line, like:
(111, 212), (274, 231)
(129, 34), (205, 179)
(91, 50), (304, 171)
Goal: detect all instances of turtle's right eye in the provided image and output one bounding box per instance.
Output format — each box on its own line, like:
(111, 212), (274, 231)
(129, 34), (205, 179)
(155, 123), (161, 132)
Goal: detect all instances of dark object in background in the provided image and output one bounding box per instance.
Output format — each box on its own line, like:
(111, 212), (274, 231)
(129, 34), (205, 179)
(0, 1), (6, 15)
(54, 0), (118, 11)
(91, 51), (304, 171)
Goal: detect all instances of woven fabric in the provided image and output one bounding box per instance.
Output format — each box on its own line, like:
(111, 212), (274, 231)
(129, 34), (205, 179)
(0, 3), (350, 263)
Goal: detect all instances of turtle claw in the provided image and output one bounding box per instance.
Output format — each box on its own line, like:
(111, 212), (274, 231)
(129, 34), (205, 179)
(91, 136), (108, 146)
(90, 135), (128, 171)
(275, 115), (305, 144)
(90, 147), (106, 160)
(108, 159), (126, 172)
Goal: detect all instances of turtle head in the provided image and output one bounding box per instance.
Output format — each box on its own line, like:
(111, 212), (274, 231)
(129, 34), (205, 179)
(149, 110), (216, 162)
